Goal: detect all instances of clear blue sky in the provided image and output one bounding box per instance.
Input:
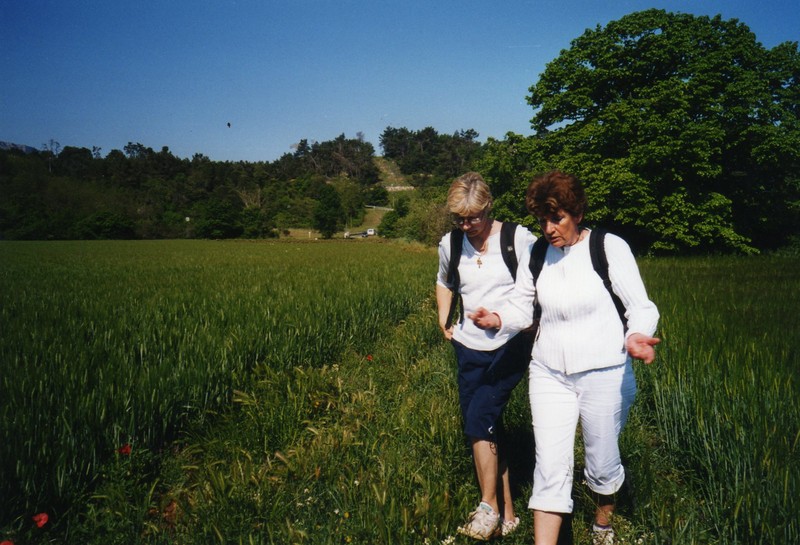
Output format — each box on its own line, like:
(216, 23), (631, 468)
(1, 0), (797, 163)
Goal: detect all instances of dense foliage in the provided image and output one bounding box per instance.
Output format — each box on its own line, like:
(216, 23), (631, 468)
(0, 240), (435, 536)
(0, 134), (378, 241)
(379, 126), (483, 183)
(479, 9), (800, 254)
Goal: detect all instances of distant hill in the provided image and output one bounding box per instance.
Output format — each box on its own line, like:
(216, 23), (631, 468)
(374, 157), (409, 188)
(0, 141), (38, 154)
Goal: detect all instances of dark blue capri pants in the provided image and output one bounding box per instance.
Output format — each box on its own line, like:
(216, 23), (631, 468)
(452, 333), (529, 442)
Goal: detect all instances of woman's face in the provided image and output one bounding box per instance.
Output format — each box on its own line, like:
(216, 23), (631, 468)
(537, 209), (582, 247)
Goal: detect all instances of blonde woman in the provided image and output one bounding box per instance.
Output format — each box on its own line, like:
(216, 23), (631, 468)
(436, 172), (535, 540)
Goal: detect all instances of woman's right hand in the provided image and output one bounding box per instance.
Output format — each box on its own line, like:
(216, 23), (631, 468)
(626, 333), (661, 364)
(441, 325), (454, 341)
(468, 307), (502, 330)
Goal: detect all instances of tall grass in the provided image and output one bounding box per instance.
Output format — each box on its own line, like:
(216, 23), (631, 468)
(627, 256), (800, 544)
(2, 242), (797, 544)
(0, 240), (434, 526)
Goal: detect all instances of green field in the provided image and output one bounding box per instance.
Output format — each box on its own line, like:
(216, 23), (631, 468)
(1, 241), (798, 544)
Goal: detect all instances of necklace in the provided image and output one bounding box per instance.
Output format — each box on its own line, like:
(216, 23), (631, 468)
(567, 228), (585, 247)
(473, 239), (489, 268)
(468, 220), (493, 268)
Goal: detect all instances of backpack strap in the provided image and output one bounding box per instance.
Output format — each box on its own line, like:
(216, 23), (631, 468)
(529, 237), (549, 325)
(445, 228), (464, 329)
(529, 236), (549, 283)
(500, 221), (520, 281)
(589, 229), (628, 331)
(446, 227), (463, 287)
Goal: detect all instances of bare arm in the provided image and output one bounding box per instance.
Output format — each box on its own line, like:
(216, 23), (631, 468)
(435, 283), (455, 340)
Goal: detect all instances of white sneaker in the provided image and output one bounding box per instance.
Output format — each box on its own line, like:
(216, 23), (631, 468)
(501, 516), (520, 536)
(457, 502), (501, 541)
(592, 523), (614, 545)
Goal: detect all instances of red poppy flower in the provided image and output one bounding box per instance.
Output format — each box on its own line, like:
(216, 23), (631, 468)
(32, 512), (48, 528)
(1, 539), (16, 545)
(366, 354), (373, 361)
(117, 443), (132, 456)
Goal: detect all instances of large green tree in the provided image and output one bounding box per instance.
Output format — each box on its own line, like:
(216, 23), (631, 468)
(313, 183), (343, 239)
(527, 9), (800, 253)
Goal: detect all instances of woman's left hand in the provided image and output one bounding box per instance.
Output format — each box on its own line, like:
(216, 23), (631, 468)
(626, 333), (661, 364)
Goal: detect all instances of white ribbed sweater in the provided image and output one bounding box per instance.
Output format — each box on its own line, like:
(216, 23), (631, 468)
(497, 230), (659, 375)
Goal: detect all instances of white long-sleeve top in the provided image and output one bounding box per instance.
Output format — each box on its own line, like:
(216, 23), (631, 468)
(497, 230), (659, 375)
(437, 224), (536, 351)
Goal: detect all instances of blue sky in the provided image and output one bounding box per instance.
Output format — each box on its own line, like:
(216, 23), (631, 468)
(1, 0), (797, 163)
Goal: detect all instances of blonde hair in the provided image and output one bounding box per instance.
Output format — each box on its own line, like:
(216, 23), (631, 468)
(447, 172), (493, 216)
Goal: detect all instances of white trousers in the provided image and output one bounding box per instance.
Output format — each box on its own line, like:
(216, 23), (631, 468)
(527, 359), (636, 513)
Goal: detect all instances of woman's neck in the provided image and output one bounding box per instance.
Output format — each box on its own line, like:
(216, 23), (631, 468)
(566, 226), (585, 247)
(467, 219), (495, 250)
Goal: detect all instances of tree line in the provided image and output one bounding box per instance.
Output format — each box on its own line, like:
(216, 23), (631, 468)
(2, 10), (798, 254)
(0, 127), (481, 241)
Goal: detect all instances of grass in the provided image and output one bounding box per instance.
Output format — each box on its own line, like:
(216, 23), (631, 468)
(1, 243), (797, 544)
(279, 206), (387, 239)
(360, 207), (388, 229)
(629, 257), (800, 544)
(0, 239), (433, 536)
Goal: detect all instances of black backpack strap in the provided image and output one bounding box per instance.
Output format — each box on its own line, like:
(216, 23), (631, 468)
(446, 227), (462, 286)
(445, 228), (464, 329)
(589, 229), (628, 331)
(499, 221), (519, 281)
(529, 237), (549, 324)
(529, 236), (548, 283)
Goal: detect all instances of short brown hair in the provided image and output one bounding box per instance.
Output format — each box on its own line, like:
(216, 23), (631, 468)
(447, 172), (493, 216)
(526, 170), (587, 219)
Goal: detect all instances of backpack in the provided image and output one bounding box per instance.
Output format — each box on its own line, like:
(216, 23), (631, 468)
(529, 228), (628, 331)
(444, 221), (521, 329)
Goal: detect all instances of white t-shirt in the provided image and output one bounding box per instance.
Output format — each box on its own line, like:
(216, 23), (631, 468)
(437, 224), (536, 351)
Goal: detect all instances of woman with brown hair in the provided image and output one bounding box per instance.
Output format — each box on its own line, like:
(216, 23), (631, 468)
(471, 170), (660, 544)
